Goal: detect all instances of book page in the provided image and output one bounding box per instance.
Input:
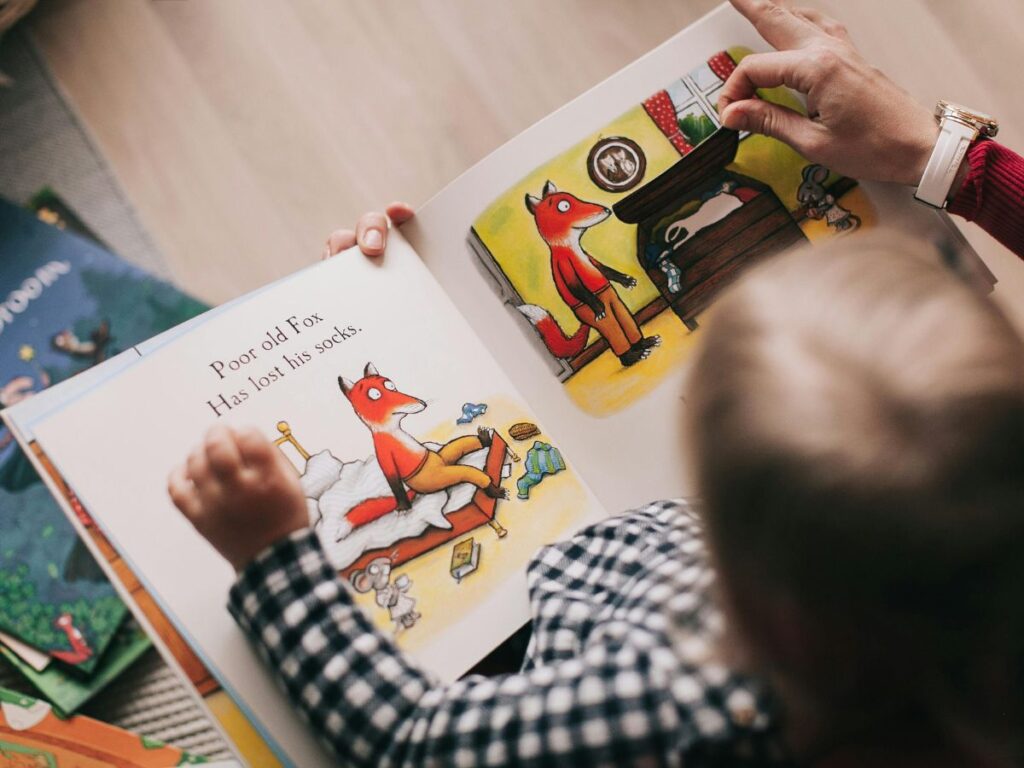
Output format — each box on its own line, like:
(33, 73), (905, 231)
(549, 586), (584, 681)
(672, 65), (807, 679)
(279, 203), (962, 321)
(14, 234), (602, 764)
(405, 3), (990, 512)
(4, 352), (285, 765)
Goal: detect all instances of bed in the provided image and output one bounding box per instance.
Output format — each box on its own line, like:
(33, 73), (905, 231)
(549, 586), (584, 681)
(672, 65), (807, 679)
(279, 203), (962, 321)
(273, 421), (511, 577)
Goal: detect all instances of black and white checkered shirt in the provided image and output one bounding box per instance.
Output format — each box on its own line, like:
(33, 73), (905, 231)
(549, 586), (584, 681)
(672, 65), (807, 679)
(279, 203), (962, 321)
(229, 499), (792, 766)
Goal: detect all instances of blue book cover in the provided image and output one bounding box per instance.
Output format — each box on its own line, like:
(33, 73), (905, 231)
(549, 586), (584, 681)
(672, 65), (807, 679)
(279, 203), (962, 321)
(0, 198), (207, 674)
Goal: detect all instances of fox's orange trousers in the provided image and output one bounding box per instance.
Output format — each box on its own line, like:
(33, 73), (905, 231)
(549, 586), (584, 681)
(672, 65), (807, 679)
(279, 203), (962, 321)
(405, 435), (491, 493)
(573, 285), (642, 356)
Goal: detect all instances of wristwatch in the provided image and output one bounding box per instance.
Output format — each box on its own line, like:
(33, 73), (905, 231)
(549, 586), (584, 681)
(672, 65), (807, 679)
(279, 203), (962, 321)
(914, 101), (999, 209)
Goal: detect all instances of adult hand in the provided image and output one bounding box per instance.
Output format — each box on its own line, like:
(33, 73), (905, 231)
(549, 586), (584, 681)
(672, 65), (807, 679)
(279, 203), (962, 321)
(321, 202), (416, 260)
(718, 0), (939, 186)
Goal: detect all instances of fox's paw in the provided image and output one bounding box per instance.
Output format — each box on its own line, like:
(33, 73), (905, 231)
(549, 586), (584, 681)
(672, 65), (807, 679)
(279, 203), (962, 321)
(618, 347), (645, 367)
(624, 276), (638, 288)
(477, 426), (493, 448)
(484, 483), (509, 500)
(639, 335), (661, 349)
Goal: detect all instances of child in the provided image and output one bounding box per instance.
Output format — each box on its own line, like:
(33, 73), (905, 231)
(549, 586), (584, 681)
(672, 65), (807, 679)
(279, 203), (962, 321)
(169, 231), (1024, 766)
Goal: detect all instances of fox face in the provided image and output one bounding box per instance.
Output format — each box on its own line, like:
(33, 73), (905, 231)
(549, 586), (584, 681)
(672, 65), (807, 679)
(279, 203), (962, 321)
(525, 181), (610, 245)
(338, 363), (426, 429)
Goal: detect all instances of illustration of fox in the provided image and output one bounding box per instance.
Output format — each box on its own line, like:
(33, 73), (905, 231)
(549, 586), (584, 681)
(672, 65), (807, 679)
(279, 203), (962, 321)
(339, 363), (507, 513)
(525, 181), (659, 366)
(50, 613), (93, 665)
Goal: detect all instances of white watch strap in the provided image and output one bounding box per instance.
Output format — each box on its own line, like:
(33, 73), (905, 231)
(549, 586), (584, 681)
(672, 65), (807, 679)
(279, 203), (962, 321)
(915, 119), (977, 208)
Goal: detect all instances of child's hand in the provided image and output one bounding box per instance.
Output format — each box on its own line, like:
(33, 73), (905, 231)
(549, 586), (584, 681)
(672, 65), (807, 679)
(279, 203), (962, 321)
(321, 203), (415, 260)
(168, 425), (308, 572)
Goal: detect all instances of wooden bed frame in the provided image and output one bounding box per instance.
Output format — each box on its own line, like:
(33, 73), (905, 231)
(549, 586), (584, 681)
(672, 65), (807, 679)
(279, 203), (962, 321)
(273, 421), (509, 577)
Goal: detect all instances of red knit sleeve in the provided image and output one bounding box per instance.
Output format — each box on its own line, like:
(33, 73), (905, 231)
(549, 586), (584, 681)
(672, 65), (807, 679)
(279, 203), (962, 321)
(947, 139), (1024, 259)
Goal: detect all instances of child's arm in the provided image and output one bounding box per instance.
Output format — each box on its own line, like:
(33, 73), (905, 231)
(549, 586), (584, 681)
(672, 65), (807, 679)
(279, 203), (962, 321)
(171, 428), (772, 765)
(230, 527), (703, 766)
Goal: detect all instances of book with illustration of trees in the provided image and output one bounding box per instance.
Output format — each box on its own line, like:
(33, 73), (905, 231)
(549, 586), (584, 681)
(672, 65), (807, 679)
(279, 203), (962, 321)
(1, 5), (991, 765)
(0, 198), (205, 681)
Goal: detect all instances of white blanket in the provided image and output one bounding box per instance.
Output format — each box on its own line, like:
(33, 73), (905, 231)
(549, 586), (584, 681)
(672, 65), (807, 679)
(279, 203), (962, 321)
(300, 443), (510, 570)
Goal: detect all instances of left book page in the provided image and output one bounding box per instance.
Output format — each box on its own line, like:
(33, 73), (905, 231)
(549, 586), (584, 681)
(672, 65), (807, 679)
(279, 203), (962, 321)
(5, 233), (601, 765)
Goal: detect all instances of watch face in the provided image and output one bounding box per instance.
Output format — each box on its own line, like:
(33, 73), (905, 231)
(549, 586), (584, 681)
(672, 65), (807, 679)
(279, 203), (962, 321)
(937, 100), (999, 136)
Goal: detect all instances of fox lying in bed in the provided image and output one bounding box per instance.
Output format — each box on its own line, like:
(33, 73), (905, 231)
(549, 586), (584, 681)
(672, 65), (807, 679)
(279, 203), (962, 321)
(338, 363), (508, 515)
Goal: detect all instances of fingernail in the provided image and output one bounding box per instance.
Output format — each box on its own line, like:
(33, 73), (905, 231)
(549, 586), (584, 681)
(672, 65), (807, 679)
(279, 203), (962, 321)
(364, 228), (383, 250)
(721, 108), (743, 130)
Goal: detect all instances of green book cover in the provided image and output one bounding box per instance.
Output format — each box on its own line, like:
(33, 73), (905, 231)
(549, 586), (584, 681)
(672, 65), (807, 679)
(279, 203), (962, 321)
(1, 619), (151, 717)
(0, 196), (207, 674)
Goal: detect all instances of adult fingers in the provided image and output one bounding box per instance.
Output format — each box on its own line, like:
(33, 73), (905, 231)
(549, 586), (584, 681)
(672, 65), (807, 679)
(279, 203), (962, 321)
(720, 98), (825, 159)
(727, 0), (823, 50)
(355, 211), (389, 257)
(791, 6), (851, 42)
(385, 201), (415, 226)
(323, 229), (357, 260)
(167, 464), (201, 520)
(717, 50), (817, 110)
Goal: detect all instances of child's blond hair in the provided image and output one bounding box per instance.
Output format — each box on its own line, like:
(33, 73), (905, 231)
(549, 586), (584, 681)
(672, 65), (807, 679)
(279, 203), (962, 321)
(687, 233), (1024, 756)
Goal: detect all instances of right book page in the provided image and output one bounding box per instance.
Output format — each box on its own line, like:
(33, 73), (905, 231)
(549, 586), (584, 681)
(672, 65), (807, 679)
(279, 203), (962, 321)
(405, 3), (992, 512)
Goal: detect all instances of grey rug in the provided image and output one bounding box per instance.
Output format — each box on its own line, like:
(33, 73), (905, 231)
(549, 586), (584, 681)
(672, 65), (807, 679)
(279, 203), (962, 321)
(0, 25), (232, 762)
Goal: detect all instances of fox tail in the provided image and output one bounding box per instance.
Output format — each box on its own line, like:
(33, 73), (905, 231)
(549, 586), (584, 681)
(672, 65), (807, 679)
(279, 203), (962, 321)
(336, 489), (417, 541)
(516, 304), (589, 359)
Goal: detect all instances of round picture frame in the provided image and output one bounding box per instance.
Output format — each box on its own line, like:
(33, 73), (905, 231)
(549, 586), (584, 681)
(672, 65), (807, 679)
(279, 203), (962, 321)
(587, 136), (647, 193)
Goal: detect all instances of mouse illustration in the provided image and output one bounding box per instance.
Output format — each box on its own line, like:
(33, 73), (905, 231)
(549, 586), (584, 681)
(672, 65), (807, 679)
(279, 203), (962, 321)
(798, 164), (860, 232)
(350, 556), (421, 633)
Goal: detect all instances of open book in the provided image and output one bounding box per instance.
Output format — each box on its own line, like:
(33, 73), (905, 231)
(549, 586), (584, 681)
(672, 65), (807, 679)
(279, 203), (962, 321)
(2, 5), (992, 765)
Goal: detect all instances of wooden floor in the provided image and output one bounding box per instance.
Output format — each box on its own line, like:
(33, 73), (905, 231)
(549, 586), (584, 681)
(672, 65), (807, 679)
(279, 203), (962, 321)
(27, 0), (1024, 324)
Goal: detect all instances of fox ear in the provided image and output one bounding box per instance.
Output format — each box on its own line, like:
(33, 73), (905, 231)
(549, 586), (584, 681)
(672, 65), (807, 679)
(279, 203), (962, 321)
(525, 193), (541, 213)
(542, 180), (558, 197)
(364, 362), (379, 377)
(338, 376), (354, 396)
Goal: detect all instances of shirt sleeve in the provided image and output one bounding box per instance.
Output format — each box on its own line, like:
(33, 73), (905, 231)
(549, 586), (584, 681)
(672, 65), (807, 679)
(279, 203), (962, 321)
(227, 529), (771, 767)
(948, 139), (1024, 259)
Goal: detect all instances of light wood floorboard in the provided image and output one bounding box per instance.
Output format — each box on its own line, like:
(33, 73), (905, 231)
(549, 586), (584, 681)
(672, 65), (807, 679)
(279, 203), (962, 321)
(27, 1), (1024, 324)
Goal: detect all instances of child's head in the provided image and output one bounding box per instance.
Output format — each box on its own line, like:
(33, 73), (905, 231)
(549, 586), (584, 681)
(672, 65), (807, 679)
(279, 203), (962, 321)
(687, 233), (1024, 755)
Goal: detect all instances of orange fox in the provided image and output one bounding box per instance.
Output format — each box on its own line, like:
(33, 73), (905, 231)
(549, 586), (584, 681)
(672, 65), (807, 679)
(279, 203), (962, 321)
(339, 363), (506, 513)
(50, 613), (93, 665)
(525, 181), (659, 366)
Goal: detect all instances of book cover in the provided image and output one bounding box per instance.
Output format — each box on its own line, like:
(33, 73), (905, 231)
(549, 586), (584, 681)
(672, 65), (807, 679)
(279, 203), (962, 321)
(0, 619), (151, 717)
(0, 686), (210, 766)
(0, 199), (206, 673)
